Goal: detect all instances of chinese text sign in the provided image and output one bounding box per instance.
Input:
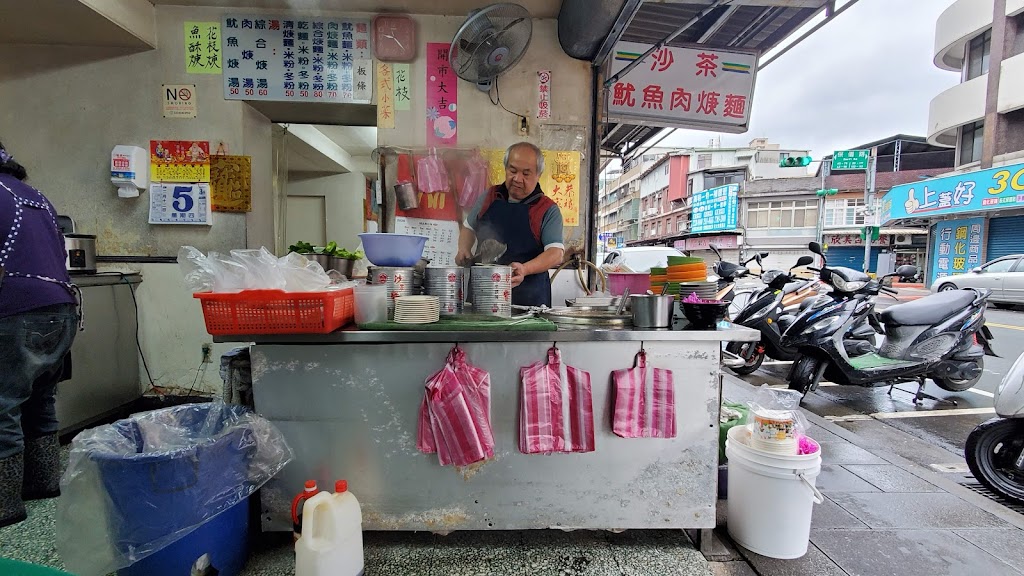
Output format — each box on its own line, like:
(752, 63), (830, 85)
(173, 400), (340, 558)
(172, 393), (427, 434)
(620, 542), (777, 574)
(483, 149), (581, 227)
(930, 218), (985, 285)
(185, 22), (222, 74)
(150, 140), (210, 183)
(831, 150), (869, 171)
(393, 63), (411, 111)
(376, 61), (395, 129)
(883, 161), (1024, 224)
(222, 15), (371, 103)
(607, 41), (757, 132)
(691, 184), (739, 234)
(537, 70), (551, 119)
(426, 42), (457, 147)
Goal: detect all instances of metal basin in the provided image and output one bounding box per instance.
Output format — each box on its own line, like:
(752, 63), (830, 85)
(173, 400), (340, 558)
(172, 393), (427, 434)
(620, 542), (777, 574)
(538, 307), (632, 327)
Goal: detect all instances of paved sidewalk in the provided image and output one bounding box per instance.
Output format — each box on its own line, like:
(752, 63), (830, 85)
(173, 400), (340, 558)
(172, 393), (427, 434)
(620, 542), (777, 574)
(718, 375), (1024, 576)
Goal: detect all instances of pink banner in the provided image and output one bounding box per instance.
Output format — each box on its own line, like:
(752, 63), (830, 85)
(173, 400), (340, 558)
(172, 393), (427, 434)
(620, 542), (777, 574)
(426, 42), (458, 147)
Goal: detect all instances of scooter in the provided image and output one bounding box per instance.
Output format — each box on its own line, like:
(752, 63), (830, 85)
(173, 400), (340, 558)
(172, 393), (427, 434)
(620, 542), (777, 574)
(723, 255), (817, 375)
(782, 241), (996, 404)
(966, 351), (1024, 504)
(704, 244), (767, 317)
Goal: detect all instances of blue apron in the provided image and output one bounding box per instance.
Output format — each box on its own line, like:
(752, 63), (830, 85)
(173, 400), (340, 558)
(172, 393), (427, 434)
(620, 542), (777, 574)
(477, 188), (552, 308)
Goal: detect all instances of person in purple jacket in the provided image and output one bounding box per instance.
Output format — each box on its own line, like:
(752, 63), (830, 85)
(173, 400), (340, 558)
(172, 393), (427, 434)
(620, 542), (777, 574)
(0, 141), (78, 528)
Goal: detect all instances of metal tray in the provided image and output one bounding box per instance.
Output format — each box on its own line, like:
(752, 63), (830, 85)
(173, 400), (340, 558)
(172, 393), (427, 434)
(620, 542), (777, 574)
(538, 307), (632, 327)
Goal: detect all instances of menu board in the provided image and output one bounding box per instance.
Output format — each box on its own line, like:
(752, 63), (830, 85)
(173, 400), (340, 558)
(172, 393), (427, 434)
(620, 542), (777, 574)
(222, 15), (372, 104)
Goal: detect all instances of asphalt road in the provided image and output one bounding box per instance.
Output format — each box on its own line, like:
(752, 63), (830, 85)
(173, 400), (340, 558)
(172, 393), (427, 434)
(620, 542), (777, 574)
(734, 293), (1024, 473)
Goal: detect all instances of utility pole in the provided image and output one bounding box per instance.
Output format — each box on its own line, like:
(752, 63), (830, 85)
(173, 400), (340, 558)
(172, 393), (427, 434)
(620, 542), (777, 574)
(863, 147), (878, 274)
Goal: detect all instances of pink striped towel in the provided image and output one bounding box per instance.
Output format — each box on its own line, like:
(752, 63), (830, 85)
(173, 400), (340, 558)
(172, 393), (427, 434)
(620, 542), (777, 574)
(417, 347), (495, 466)
(611, 350), (676, 438)
(519, 347), (595, 454)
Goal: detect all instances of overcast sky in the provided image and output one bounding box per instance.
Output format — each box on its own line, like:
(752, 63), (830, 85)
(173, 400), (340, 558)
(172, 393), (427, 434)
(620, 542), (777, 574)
(647, 0), (960, 164)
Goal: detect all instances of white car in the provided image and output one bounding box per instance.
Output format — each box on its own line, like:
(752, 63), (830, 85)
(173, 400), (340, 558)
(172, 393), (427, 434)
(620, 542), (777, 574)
(931, 254), (1024, 307)
(601, 246), (686, 272)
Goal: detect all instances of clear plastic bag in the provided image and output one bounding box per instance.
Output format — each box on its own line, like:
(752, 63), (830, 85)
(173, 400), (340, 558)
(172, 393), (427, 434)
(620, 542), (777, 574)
(231, 247), (286, 291)
(744, 384), (808, 450)
(416, 152), (449, 193)
(207, 251), (249, 292)
(278, 252), (332, 291)
(177, 245), (216, 293)
(56, 402), (293, 576)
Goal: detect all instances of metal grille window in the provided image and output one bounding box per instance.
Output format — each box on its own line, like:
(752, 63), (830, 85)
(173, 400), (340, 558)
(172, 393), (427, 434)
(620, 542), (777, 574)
(747, 200), (817, 229)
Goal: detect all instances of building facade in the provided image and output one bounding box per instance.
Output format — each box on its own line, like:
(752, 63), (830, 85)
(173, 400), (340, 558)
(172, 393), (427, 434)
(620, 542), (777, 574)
(596, 148), (673, 253)
(882, 0), (1024, 287)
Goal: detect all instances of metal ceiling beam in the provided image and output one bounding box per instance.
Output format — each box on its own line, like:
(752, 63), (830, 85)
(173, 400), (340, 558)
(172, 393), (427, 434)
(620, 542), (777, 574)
(698, 4), (739, 43)
(652, 0), (824, 6)
(593, 0), (646, 67)
(604, 0), (730, 88)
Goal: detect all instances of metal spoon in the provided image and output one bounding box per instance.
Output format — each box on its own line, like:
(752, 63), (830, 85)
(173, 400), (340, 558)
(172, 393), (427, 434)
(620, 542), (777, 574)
(616, 288), (631, 316)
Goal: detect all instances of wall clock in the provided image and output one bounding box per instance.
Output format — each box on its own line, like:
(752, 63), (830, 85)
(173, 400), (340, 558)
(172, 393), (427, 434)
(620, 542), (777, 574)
(373, 15), (417, 62)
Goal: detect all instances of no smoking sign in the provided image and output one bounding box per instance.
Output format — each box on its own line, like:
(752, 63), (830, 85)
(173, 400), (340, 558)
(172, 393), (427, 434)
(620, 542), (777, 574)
(162, 83), (198, 119)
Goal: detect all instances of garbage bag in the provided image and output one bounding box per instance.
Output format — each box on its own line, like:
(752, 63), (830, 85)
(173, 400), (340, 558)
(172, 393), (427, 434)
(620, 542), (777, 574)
(56, 402), (293, 576)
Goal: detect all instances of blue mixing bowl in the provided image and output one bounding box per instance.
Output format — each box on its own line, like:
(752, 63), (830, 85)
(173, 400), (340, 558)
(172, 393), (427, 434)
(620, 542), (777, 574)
(359, 233), (428, 267)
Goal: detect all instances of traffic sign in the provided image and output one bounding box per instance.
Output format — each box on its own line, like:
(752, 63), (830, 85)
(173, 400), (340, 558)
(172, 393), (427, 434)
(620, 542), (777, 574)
(831, 150), (869, 171)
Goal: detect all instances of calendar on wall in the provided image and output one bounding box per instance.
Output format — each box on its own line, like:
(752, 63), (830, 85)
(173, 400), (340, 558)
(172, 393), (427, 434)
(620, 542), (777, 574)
(394, 216), (459, 266)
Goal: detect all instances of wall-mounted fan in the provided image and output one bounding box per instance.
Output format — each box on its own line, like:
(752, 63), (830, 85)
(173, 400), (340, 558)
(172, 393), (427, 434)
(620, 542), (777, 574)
(449, 3), (533, 92)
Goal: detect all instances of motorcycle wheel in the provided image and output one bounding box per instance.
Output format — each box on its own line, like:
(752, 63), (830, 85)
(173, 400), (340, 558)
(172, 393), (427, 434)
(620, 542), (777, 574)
(789, 355), (826, 399)
(966, 418), (1024, 505)
(726, 341), (764, 376)
(933, 357), (984, 392)
(727, 290), (753, 321)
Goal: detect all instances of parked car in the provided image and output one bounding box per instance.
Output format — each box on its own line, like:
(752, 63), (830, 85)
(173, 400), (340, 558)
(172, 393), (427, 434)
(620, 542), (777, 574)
(602, 246), (685, 273)
(932, 254), (1024, 307)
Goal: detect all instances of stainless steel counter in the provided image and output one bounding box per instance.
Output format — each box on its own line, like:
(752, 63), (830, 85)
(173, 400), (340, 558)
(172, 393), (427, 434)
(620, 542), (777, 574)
(215, 320), (758, 344)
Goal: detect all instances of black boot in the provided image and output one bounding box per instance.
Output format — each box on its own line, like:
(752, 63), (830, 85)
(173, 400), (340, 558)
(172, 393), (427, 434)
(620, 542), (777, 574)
(0, 452), (27, 528)
(23, 433), (61, 501)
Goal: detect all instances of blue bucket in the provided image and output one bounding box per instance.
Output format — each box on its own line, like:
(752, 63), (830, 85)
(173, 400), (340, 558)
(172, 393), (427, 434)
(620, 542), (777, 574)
(90, 404), (257, 575)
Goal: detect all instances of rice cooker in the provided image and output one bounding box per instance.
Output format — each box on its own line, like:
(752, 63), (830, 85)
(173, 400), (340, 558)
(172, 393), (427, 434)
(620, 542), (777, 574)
(64, 234), (97, 275)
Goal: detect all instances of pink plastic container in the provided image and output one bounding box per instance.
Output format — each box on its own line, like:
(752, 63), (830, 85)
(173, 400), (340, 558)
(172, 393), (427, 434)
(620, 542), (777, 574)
(608, 273), (651, 296)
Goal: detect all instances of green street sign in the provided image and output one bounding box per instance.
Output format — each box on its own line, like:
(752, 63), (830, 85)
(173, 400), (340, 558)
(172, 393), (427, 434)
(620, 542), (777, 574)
(831, 149), (870, 171)
(860, 226), (880, 241)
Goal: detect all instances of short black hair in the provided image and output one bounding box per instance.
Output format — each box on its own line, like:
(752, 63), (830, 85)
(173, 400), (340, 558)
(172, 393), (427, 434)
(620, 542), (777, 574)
(0, 141), (28, 180)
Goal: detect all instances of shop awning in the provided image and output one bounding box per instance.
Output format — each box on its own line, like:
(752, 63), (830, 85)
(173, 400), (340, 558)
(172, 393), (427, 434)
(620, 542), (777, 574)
(598, 0), (860, 156)
(827, 228), (929, 236)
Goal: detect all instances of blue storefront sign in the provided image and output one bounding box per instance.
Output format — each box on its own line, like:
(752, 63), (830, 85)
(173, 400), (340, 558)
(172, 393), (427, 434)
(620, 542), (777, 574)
(691, 183), (739, 234)
(882, 161), (1024, 224)
(930, 217), (986, 285)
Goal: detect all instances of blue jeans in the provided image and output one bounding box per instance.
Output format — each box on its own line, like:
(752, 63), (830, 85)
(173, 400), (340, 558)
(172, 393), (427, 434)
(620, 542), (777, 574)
(0, 304), (77, 459)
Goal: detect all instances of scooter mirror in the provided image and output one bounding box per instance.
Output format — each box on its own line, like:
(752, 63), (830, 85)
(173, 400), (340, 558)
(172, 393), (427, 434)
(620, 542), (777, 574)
(794, 255), (814, 268)
(808, 241), (822, 255)
(759, 252), (770, 259)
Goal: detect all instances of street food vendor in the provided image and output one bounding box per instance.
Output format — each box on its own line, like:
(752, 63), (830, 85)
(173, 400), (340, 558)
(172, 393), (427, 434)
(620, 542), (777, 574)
(457, 142), (564, 307)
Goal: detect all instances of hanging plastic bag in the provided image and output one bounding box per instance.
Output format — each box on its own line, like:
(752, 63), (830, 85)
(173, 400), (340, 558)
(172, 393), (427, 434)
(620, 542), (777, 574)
(456, 151), (490, 209)
(519, 346), (595, 454)
(178, 245), (216, 293)
(415, 151), (449, 194)
(417, 347), (494, 466)
(610, 350), (676, 439)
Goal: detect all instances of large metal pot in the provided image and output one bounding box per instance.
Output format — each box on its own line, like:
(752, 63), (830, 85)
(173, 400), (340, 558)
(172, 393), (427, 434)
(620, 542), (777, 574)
(630, 294), (676, 328)
(64, 234), (97, 275)
(327, 256), (356, 278)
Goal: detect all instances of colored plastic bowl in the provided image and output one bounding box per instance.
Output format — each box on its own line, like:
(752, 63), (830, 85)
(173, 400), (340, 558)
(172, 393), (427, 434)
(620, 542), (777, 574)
(359, 233), (428, 267)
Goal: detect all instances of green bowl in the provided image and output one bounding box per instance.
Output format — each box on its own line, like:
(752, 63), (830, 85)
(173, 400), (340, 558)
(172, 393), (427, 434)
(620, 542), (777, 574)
(668, 256), (704, 266)
(650, 267), (668, 275)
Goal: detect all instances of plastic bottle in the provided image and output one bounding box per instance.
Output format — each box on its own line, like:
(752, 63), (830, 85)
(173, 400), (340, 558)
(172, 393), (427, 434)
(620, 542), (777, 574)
(295, 480), (364, 576)
(291, 480), (320, 543)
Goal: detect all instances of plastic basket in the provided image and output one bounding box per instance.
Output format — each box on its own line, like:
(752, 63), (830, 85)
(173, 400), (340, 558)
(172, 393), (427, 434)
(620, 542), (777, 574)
(194, 288), (354, 335)
(608, 273), (651, 296)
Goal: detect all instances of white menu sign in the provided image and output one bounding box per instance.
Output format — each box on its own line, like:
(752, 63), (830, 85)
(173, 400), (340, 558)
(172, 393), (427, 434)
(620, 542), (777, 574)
(222, 14), (372, 104)
(149, 183), (213, 225)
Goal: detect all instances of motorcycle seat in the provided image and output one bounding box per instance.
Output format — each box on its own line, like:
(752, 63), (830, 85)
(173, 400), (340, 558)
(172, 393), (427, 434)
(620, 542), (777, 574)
(717, 261), (747, 280)
(879, 289), (976, 326)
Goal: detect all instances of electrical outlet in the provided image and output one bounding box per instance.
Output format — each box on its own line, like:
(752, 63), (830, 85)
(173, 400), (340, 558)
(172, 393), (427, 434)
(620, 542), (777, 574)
(201, 343), (212, 364)
(518, 116), (529, 136)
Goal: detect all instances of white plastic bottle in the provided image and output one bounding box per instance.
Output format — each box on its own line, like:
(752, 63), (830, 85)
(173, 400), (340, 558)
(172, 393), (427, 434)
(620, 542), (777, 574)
(295, 480), (364, 576)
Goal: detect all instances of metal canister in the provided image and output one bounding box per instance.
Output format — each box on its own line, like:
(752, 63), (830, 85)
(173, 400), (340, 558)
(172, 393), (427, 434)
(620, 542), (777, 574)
(424, 266), (465, 315)
(367, 266), (420, 319)
(469, 265), (513, 318)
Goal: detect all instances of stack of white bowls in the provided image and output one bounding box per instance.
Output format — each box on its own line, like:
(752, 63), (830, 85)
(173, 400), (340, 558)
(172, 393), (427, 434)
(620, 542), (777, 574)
(470, 265), (513, 318)
(749, 409), (798, 454)
(423, 266), (465, 315)
(394, 295), (440, 324)
(367, 266), (421, 320)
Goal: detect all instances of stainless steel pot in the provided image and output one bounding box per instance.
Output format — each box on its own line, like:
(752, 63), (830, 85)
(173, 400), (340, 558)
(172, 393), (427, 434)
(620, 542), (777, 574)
(630, 294), (676, 328)
(394, 181), (419, 211)
(327, 256), (356, 278)
(64, 234), (97, 275)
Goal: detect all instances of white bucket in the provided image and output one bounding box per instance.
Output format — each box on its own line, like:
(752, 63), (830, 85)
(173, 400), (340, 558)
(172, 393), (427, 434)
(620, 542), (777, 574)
(725, 425), (824, 559)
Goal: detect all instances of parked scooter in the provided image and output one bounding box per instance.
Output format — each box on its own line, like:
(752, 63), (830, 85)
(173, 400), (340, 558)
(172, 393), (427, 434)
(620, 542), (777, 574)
(782, 242), (996, 404)
(705, 244), (767, 316)
(723, 255), (817, 375)
(966, 351), (1024, 504)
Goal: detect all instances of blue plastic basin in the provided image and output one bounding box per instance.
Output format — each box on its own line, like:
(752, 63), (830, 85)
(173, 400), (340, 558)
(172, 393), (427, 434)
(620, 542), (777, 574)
(359, 233), (428, 267)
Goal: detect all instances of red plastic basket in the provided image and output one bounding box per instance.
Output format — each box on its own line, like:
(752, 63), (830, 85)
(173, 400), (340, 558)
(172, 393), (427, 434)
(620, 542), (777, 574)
(194, 288), (354, 335)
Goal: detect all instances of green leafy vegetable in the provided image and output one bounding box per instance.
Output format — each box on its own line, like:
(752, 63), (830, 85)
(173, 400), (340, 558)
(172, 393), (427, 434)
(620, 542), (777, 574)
(290, 240), (364, 260)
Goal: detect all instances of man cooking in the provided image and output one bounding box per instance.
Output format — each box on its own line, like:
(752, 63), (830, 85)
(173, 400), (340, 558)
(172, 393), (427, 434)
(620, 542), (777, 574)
(457, 142), (564, 308)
